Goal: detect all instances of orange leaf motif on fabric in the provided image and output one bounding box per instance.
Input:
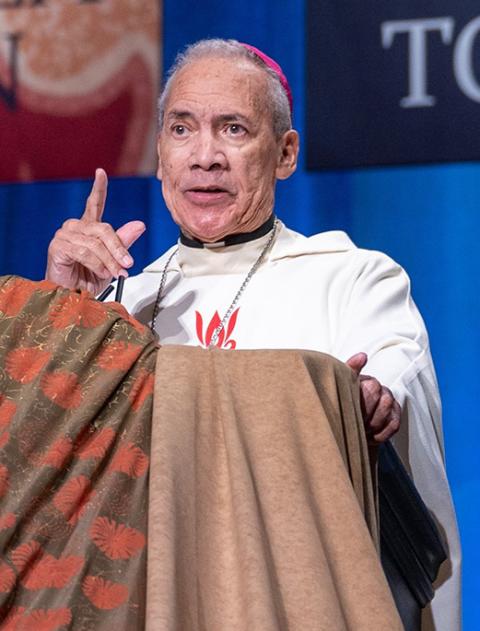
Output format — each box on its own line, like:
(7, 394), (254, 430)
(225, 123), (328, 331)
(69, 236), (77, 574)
(23, 607), (72, 631)
(49, 292), (107, 329)
(0, 395), (16, 429)
(11, 540), (43, 572)
(48, 293), (81, 328)
(78, 297), (109, 328)
(5, 347), (51, 384)
(95, 341), (143, 371)
(109, 442), (149, 478)
(22, 554), (83, 590)
(0, 562), (16, 593)
(40, 436), (73, 469)
(0, 512), (16, 531)
(0, 464), (9, 498)
(90, 517), (146, 560)
(129, 369), (154, 411)
(41, 371), (83, 409)
(0, 278), (36, 317)
(76, 427), (116, 460)
(53, 475), (96, 525)
(82, 575), (129, 610)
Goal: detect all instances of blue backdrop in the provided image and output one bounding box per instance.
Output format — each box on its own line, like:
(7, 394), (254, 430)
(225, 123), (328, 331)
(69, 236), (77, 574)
(0, 2), (478, 628)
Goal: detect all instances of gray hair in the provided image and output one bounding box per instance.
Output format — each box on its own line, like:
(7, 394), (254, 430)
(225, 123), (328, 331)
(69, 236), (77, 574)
(158, 38), (292, 138)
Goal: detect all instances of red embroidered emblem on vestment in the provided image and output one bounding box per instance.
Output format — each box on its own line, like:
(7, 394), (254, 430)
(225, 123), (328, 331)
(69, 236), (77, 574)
(195, 308), (239, 349)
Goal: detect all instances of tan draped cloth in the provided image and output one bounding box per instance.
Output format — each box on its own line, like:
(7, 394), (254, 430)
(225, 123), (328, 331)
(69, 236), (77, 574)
(0, 277), (402, 630)
(148, 346), (403, 631)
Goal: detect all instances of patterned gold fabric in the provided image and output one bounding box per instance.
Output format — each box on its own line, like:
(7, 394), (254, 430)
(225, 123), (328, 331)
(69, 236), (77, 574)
(0, 276), (157, 629)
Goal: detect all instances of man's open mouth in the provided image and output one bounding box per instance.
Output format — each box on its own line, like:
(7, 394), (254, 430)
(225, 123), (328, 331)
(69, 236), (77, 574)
(188, 186), (229, 193)
(184, 187), (232, 204)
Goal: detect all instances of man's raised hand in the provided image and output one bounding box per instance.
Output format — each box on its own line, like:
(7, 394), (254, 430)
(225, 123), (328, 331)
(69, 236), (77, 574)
(46, 169), (145, 295)
(346, 352), (401, 445)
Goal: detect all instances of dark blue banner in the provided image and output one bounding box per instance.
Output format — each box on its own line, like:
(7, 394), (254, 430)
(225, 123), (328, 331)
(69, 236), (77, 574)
(306, 2), (480, 168)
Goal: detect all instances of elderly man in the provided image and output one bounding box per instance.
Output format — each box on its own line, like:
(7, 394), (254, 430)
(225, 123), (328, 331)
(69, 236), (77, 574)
(46, 39), (460, 630)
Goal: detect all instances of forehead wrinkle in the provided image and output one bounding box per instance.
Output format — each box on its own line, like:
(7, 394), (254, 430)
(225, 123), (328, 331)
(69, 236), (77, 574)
(166, 101), (258, 125)
(173, 59), (269, 104)
(164, 57), (275, 134)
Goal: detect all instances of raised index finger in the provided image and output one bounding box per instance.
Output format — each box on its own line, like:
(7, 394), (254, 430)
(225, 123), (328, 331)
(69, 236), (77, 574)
(83, 168), (108, 222)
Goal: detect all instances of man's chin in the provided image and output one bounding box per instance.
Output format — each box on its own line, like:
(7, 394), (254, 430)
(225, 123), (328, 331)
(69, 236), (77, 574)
(178, 214), (235, 244)
(184, 226), (232, 243)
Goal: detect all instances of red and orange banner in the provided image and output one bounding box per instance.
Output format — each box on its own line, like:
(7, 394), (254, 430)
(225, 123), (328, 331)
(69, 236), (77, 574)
(0, 0), (161, 183)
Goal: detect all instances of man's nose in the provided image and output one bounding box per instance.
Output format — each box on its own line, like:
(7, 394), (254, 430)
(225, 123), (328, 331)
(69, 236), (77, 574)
(189, 131), (227, 171)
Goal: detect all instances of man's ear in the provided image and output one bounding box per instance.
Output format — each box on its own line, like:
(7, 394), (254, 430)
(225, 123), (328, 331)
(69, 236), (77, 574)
(276, 130), (299, 180)
(156, 134), (163, 180)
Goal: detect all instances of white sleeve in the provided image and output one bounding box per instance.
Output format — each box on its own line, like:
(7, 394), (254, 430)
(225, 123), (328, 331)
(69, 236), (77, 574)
(334, 250), (461, 631)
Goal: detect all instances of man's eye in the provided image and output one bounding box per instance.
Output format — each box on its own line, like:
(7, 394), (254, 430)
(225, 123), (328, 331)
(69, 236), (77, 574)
(227, 124), (246, 136)
(172, 125), (188, 136)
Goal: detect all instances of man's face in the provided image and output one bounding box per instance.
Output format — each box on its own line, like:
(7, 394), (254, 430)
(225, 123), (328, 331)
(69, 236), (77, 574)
(157, 56), (296, 242)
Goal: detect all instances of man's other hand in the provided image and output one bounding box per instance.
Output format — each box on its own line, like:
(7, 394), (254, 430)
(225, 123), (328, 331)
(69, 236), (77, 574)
(346, 352), (401, 445)
(46, 168), (146, 295)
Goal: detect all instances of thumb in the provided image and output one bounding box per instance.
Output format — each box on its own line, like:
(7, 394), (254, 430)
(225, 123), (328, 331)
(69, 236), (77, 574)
(346, 352), (368, 376)
(116, 221), (146, 249)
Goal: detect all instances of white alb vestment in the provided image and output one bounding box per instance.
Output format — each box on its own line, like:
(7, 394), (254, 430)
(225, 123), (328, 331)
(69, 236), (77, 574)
(123, 221), (461, 631)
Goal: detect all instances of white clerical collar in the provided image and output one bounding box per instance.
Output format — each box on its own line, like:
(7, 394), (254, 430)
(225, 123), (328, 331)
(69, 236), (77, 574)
(177, 219), (279, 277)
(142, 221), (356, 278)
(179, 214), (276, 249)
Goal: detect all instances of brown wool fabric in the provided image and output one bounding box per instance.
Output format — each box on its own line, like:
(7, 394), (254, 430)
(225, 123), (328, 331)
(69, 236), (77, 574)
(147, 346), (403, 631)
(0, 277), (402, 630)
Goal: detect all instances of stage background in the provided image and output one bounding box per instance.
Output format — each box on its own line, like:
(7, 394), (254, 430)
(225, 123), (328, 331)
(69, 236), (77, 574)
(0, 0), (160, 182)
(0, 2), (478, 629)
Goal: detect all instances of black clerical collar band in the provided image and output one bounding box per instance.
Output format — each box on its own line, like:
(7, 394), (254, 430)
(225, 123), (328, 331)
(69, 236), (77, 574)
(179, 215), (276, 249)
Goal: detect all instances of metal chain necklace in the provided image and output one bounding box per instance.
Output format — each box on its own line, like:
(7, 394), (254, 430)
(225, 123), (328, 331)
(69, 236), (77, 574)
(150, 219), (279, 347)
